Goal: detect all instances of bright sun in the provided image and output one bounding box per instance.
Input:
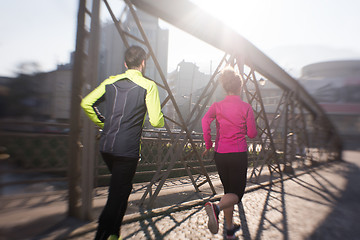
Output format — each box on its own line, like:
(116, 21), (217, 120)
(191, 0), (280, 49)
(166, 0), (284, 73)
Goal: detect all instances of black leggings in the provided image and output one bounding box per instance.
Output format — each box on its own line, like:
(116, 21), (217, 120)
(214, 152), (248, 203)
(95, 153), (138, 240)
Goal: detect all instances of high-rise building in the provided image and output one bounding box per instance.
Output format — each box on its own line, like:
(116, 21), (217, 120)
(166, 61), (211, 130)
(99, 8), (169, 102)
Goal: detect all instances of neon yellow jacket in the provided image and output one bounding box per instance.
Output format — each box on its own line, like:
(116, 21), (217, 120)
(81, 69), (164, 157)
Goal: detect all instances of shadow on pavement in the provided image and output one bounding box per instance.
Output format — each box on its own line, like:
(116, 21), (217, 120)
(234, 160), (360, 240)
(308, 162), (360, 240)
(2, 156), (359, 239)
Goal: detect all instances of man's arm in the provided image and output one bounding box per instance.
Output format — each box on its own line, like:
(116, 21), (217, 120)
(145, 81), (164, 128)
(80, 82), (106, 129)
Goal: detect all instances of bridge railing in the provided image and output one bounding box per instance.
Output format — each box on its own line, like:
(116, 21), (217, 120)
(0, 118), (339, 198)
(0, 121), (69, 196)
(1, 124), (220, 196)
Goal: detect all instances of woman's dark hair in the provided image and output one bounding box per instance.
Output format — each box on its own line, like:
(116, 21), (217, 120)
(219, 66), (242, 94)
(125, 45), (147, 69)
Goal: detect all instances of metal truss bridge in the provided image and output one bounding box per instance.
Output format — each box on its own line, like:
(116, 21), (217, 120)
(68, 0), (342, 220)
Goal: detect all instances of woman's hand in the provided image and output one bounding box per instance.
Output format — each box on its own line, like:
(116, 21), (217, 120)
(202, 148), (210, 158)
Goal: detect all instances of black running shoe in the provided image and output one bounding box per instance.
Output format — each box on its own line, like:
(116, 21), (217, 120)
(205, 202), (220, 234)
(226, 224), (240, 239)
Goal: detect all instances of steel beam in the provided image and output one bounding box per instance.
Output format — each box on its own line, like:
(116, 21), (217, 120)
(69, 0), (101, 221)
(130, 0), (328, 118)
(68, 0), (87, 219)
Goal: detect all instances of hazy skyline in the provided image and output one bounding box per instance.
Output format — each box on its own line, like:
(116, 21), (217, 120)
(182, 0), (360, 77)
(1, 0), (360, 78)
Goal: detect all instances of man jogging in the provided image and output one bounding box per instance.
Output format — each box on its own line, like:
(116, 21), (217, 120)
(81, 45), (164, 240)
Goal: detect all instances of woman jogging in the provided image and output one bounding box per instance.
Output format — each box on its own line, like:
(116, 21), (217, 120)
(202, 66), (257, 239)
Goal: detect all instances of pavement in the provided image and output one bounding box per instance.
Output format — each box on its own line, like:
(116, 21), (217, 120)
(0, 150), (359, 240)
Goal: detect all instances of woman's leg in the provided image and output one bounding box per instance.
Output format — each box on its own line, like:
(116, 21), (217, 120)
(218, 193), (239, 229)
(214, 152), (248, 229)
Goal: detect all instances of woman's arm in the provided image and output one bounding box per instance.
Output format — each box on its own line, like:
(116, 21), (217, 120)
(202, 103), (216, 149)
(246, 106), (258, 139)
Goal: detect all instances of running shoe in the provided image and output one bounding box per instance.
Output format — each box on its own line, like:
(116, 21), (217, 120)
(107, 235), (122, 240)
(226, 224), (240, 239)
(205, 202), (220, 234)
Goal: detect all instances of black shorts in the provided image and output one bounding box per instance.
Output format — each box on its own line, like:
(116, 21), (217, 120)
(214, 152), (248, 202)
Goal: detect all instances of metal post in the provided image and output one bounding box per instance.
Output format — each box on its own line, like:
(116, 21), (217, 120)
(80, 0), (101, 221)
(68, 0), (101, 220)
(282, 92), (295, 174)
(68, 0), (87, 218)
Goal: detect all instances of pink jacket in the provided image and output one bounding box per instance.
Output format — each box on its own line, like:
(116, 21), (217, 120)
(202, 95), (257, 153)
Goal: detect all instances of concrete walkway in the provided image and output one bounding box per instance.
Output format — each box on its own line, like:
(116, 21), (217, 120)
(0, 150), (359, 240)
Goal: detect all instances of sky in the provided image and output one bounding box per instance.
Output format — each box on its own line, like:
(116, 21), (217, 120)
(1, 0), (360, 78)
(0, 1), (77, 76)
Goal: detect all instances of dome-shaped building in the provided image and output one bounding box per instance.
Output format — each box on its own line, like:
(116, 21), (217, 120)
(298, 60), (360, 149)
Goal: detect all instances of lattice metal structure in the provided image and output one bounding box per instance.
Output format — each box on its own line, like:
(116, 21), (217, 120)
(69, 0), (342, 219)
(69, 0), (101, 220)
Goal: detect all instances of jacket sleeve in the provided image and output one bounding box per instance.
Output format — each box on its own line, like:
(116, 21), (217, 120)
(80, 82), (106, 129)
(246, 105), (258, 139)
(145, 81), (164, 128)
(202, 103), (216, 149)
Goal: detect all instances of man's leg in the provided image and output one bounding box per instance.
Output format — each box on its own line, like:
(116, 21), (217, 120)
(109, 157), (138, 235)
(95, 154), (138, 240)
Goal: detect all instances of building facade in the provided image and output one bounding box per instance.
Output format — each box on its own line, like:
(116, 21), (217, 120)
(298, 60), (360, 149)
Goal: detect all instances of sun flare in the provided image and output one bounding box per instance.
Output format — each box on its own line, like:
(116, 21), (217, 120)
(192, 0), (280, 49)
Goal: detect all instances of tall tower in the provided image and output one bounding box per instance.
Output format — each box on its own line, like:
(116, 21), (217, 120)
(99, 8), (169, 100)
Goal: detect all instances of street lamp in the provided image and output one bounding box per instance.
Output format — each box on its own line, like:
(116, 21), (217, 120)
(259, 78), (266, 86)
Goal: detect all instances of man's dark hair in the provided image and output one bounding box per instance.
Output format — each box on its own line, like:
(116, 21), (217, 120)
(125, 45), (147, 69)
